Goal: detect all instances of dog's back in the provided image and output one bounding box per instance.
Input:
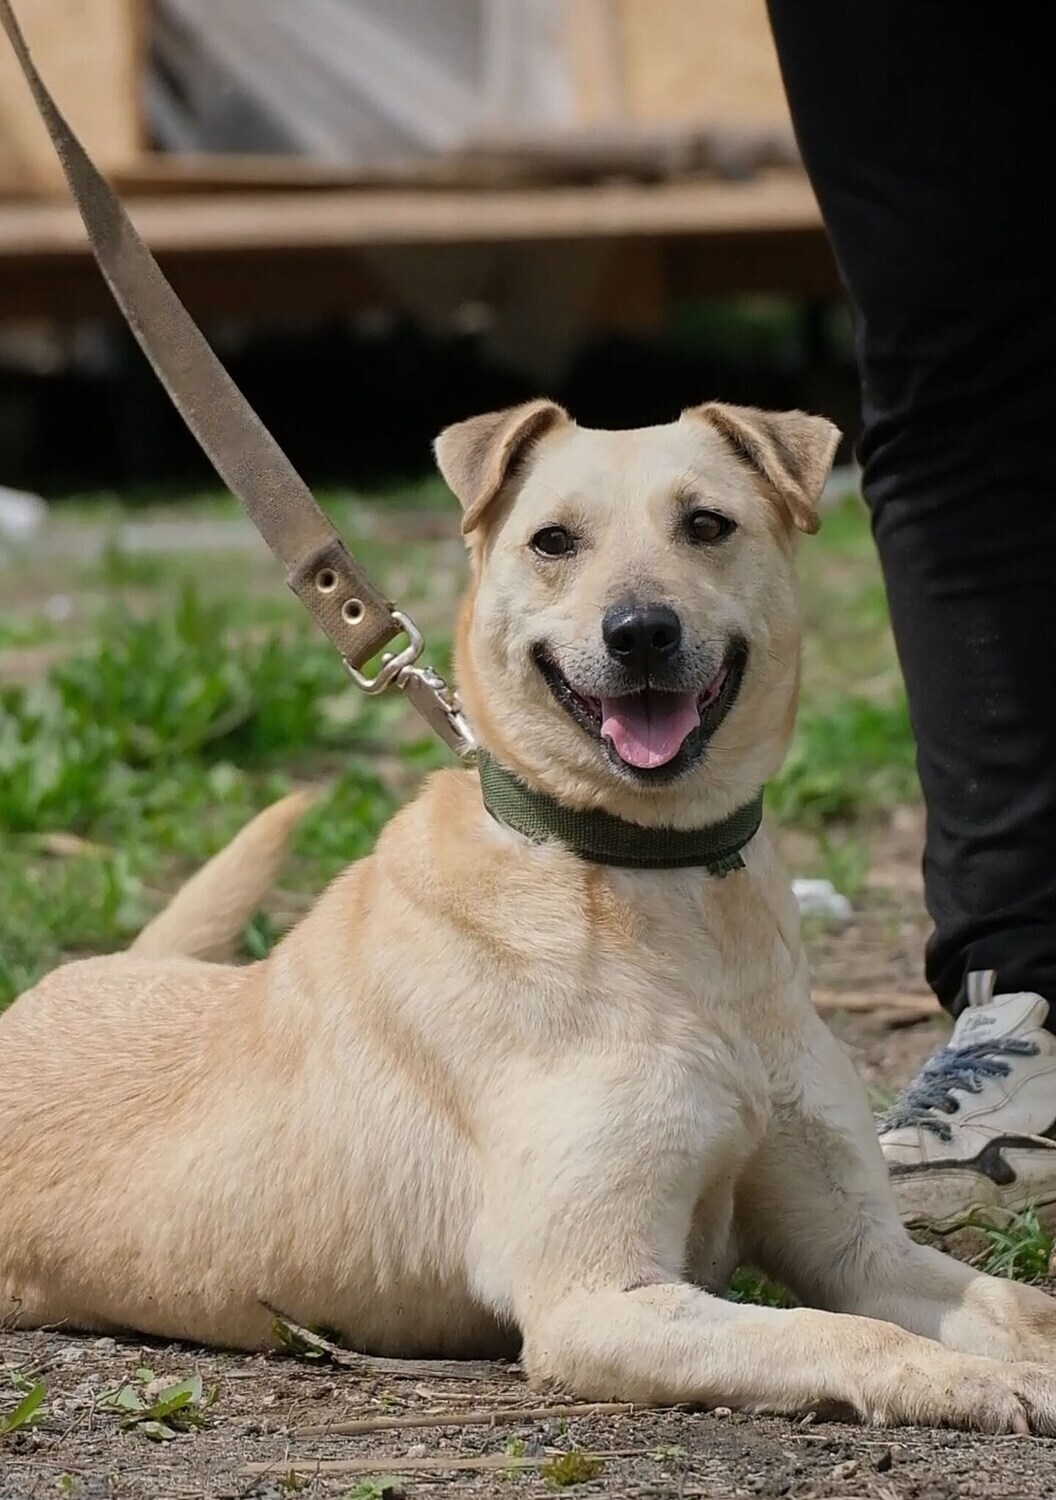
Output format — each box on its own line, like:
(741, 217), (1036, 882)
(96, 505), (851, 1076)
(0, 791), (314, 1335)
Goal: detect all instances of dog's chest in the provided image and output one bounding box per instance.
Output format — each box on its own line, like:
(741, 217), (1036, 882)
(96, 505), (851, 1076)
(577, 863), (798, 1161)
(592, 861), (798, 1021)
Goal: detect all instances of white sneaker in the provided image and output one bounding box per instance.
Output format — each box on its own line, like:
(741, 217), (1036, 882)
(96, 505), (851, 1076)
(879, 971), (1056, 1233)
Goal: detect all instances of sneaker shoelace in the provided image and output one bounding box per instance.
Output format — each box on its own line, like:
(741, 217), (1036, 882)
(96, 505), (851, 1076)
(879, 1037), (1040, 1142)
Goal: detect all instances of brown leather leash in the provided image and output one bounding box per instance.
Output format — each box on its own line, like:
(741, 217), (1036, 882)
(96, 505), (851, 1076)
(0, 0), (474, 759)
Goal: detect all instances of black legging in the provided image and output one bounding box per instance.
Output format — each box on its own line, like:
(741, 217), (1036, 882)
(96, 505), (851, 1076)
(766, 1), (1056, 1016)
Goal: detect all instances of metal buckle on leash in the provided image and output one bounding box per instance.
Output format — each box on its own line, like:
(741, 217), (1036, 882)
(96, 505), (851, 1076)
(345, 609), (477, 761)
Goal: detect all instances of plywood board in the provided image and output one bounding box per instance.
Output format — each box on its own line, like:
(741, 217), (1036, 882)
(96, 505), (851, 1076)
(574, 0), (791, 128)
(0, 0), (142, 193)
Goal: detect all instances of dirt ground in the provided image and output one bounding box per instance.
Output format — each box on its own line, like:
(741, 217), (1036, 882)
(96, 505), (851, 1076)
(6, 813), (1038, 1500)
(5, 1322), (1056, 1500)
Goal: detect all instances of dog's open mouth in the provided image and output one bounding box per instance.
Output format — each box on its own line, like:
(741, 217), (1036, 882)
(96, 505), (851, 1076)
(534, 641), (747, 779)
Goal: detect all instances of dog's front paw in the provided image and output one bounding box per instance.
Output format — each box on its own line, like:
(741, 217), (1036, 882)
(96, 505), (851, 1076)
(951, 1275), (1056, 1365)
(876, 1352), (1056, 1435)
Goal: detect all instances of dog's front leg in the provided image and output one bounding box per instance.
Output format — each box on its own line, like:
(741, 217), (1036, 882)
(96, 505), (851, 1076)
(485, 1057), (1056, 1432)
(737, 1009), (1056, 1365)
(520, 1280), (1056, 1431)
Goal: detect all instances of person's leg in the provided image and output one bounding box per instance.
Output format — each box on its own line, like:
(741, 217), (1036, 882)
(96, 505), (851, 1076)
(767, 0), (1056, 1229)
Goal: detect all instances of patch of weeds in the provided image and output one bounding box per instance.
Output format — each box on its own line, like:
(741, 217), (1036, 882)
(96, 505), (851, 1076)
(44, 587), (338, 768)
(499, 1436), (529, 1481)
(241, 910), (281, 961)
(269, 1315), (336, 1364)
(102, 1368), (215, 1441)
(652, 1444), (688, 1463)
(0, 1377), (47, 1436)
(815, 830), (872, 901)
(268, 1308), (358, 1370)
(0, 587), (408, 1011)
(0, 613), (58, 650)
(540, 1451), (605, 1488)
(97, 535), (171, 589)
(0, 1378), (47, 1437)
(811, 495), (875, 563)
(770, 694), (918, 828)
(346, 1481), (406, 1500)
(727, 1267), (795, 1308)
(322, 473), (455, 518)
(0, 847), (148, 1008)
(972, 1207), (1053, 1283)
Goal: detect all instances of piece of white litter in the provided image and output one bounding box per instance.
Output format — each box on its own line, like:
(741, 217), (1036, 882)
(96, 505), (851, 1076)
(44, 593), (75, 621)
(792, 878), (853, 923)
(0, 484), (47, 544)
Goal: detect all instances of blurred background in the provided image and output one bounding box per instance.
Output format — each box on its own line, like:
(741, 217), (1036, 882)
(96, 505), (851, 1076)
(0, 0), (859, 489)
(1, 2), (943, 1122)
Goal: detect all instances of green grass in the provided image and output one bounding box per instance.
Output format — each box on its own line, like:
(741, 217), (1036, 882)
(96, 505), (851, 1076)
(0, 487), (915, 1013)
(768, 695), (917, 828)
(541, 1452), (605, 1488)
(772, 495), (918, 827)
(972, 1207), (1054, 1283)
(0, 578), (450, 1009)
(0, 1378), (47, 1439)
(726, 1267), (796, 1308)
(102, 1369), (215, 1442)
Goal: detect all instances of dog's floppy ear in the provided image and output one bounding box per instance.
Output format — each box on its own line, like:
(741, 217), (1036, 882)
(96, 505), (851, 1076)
(688, 401), (841, 535)
(434, 399), (570, 535)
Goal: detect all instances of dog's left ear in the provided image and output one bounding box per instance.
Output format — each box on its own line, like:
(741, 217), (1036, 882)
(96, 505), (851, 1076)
(687, 402), (841, 535)
(434, 399), (570, 535)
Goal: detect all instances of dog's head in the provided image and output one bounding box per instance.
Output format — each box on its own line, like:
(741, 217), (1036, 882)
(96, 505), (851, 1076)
(436, 400), (839, 826)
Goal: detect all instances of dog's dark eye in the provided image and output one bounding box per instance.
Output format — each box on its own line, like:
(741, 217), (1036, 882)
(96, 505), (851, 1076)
(531, 526), (575, 558)
(686, 509), (735, 545)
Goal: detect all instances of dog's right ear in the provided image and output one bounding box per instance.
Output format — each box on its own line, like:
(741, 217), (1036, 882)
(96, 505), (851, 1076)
(434, 399), (569, 535)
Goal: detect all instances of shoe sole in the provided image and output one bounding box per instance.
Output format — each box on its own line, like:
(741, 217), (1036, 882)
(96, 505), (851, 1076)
(897, 1180), (1056, 1236)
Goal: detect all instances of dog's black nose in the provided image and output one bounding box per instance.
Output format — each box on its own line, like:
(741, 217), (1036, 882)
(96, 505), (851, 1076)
(602, 603), (683, 673)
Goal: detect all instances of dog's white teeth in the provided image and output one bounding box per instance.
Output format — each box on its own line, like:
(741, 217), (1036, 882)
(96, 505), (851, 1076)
(700, 666), (729, 708)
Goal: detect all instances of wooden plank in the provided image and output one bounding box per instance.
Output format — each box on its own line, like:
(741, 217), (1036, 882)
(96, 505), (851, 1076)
(564, 0), (627, 124)
(0, 174), (821, 260)
(0, 0), (142, 193)
(612, 0), (791, 128)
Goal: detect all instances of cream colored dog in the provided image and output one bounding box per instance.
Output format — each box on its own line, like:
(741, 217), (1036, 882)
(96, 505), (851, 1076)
(4, 399), (1056, 1433)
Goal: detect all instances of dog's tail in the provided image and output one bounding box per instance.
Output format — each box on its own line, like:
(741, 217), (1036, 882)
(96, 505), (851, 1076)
(130, 789), (316, 962)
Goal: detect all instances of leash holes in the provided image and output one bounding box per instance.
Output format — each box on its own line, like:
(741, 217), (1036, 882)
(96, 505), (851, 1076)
(342, 597), (365, 625)
(315, 568), (338, 593)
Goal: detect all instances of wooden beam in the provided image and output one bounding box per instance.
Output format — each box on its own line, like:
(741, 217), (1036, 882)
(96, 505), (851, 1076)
(0, 175), (822, 260)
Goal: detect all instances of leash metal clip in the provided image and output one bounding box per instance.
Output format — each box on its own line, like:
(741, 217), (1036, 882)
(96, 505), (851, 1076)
(345, 609), (477, 761)
(345, 609), (424, 695)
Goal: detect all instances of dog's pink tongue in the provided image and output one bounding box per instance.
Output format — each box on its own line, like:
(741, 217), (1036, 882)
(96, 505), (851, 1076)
(601, 691), (700, 769)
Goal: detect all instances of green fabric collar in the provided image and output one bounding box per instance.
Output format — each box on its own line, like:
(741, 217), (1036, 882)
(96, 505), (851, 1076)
(477, 751), (764, 874)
